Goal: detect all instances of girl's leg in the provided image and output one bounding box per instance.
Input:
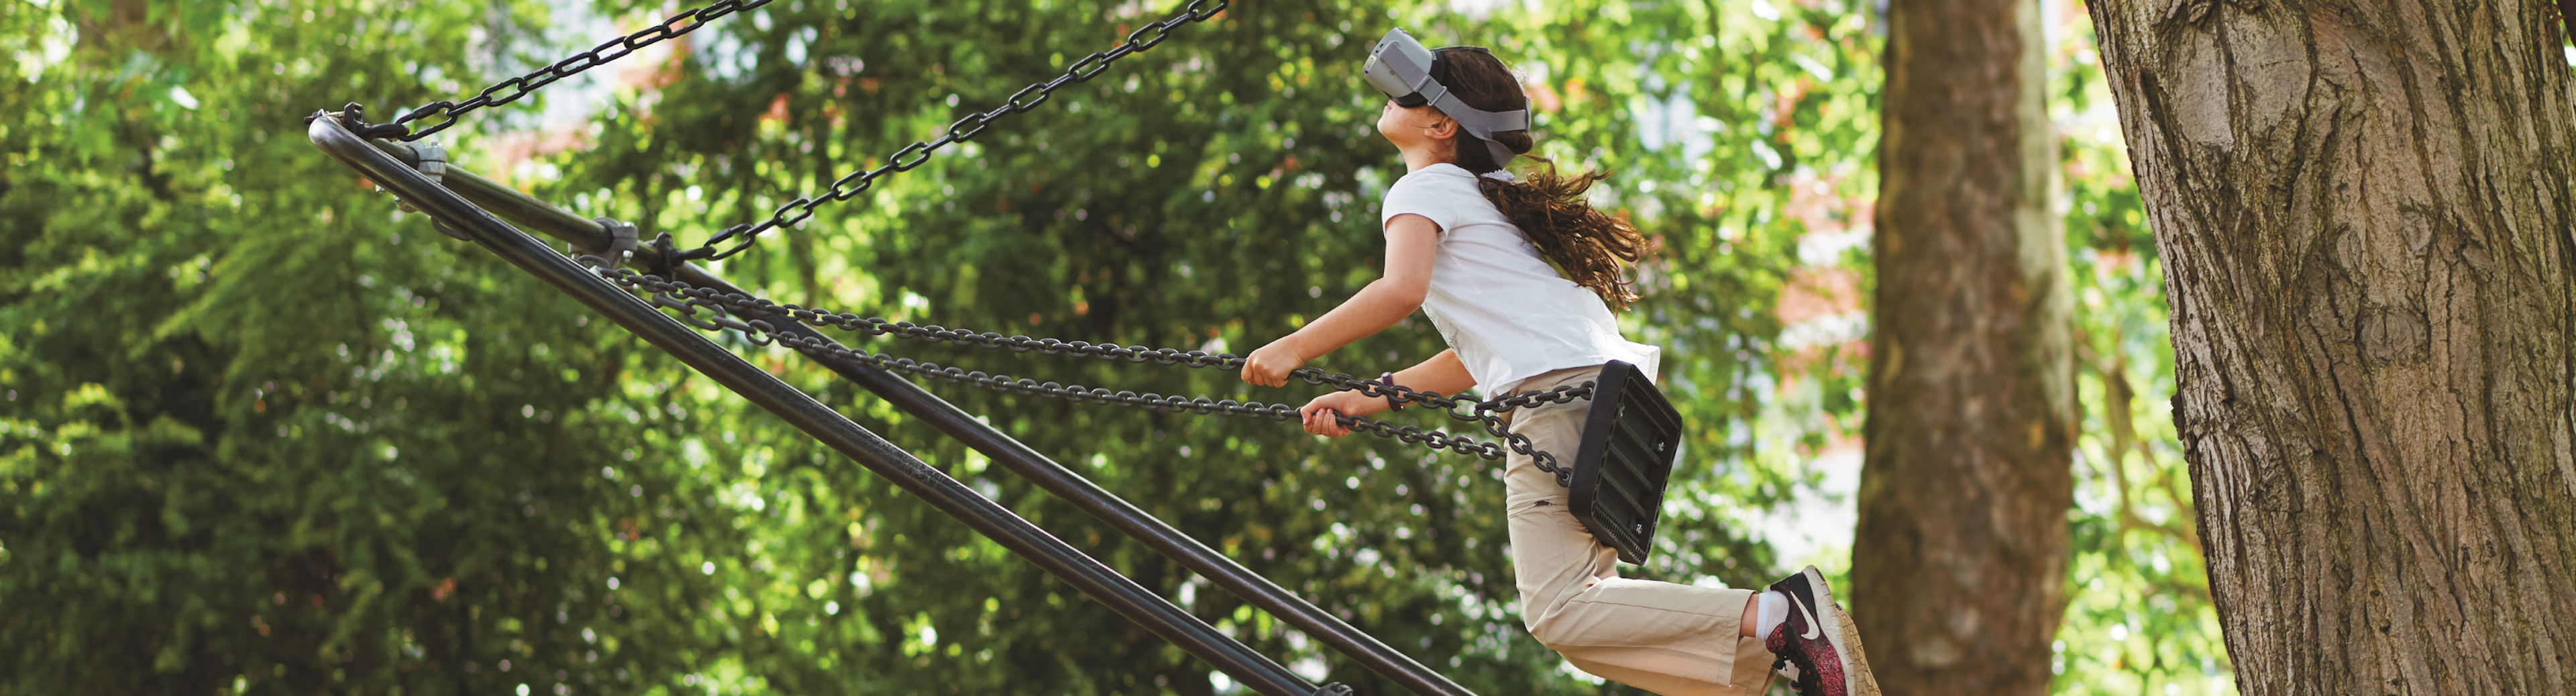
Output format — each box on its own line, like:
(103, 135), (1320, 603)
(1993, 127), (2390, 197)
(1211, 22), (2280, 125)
(1500, 366), (1774, 696)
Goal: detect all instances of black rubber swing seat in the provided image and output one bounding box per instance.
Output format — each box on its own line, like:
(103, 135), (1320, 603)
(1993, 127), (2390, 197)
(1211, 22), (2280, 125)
(1566, 360), (1684, 565)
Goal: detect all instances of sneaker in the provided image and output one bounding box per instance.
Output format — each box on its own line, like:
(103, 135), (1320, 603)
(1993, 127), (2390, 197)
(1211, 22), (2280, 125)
(1763, 566), (1880, 696)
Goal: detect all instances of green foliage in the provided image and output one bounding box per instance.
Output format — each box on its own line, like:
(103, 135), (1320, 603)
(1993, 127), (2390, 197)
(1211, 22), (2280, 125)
(0, 0), (2219, 695)
(2, 1), (735, 693)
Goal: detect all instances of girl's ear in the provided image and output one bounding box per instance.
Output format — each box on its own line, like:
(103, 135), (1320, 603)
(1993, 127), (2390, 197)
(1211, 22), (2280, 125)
(1422, 115), (1460, 141)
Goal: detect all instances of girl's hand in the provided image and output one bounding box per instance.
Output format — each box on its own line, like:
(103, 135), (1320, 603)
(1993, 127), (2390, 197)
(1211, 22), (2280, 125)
(1239, 340), (1307, 387)
(1298, 391), (1385, 437)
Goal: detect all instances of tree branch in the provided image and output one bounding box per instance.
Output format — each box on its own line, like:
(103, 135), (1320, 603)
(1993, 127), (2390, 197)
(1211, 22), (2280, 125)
(2075, 327), (2204, 560)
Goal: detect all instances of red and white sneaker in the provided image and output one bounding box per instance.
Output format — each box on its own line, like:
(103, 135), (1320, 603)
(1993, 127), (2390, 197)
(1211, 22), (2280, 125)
(1763, 566), (1880, 696)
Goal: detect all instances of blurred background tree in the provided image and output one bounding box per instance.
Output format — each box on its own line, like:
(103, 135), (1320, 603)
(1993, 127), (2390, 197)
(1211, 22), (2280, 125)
(0, 0), (2240, 694)
(1854, 0), (2073, 693)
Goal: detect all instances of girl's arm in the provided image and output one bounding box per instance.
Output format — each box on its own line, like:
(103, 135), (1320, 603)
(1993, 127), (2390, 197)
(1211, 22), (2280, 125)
(1239, 213), (1442, 387)
(1297, 349), (1474, 437)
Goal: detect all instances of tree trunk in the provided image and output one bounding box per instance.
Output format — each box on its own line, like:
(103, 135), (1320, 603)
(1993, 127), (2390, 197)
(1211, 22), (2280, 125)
(1851, 0), (2075, 693)
(2084, 2), (2576, 694)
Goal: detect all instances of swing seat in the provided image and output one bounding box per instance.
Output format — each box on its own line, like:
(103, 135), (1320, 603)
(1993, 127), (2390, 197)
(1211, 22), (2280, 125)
(1568, 360), (1682, 565)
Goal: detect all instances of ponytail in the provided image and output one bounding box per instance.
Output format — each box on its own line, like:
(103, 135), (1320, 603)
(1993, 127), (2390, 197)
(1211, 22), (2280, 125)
(1474, 157), (1648, 311)
(1432, 47), (1650, 310)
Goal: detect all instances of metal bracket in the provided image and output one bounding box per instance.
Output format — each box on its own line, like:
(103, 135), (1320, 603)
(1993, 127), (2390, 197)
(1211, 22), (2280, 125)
(571, 217), (638, 264)
(313, 105), (462, 240)
(326, 128), (468, 242)
(390, 142), (467, 240)
(409, 142), (448, 187)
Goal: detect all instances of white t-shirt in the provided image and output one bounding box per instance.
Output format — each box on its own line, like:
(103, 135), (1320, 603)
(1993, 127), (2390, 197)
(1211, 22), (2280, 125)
(1379, 163), (1660, 394)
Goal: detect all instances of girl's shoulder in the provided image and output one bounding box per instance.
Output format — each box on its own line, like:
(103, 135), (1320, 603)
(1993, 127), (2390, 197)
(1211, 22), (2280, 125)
(1417, 162), (1474, 176)
(1396, 162), (1477, 183)
(1382, 164), (1506, 230)
(1387, 163), (1480, 197)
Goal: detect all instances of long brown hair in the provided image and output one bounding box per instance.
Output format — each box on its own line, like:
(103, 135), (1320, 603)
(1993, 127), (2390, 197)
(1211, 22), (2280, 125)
(1428, 46), (1650, 310)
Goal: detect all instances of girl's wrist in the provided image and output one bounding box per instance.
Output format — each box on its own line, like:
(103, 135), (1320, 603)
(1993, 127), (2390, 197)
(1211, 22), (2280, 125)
(1326, 393), (1371, 417)
(1277, 333), (1319, 362)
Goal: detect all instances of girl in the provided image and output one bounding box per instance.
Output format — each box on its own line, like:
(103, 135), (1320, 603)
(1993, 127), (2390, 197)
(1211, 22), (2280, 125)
(1237, 32), (1878, 696)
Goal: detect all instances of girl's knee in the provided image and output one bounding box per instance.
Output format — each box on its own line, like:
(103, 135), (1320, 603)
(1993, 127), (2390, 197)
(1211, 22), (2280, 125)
(1523, 611), (1581, 652)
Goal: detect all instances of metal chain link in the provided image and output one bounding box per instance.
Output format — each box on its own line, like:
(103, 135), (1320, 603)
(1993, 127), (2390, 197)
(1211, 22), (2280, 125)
(581, 260), (1594, 483)
(380, 0), (775, 141)
(688, 0), (1231, 261)
(363, 0), (1226, 256)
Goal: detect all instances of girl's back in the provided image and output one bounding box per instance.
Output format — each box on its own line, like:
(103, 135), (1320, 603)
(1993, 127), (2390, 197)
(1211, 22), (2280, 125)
(1381, 162), (1657, 395)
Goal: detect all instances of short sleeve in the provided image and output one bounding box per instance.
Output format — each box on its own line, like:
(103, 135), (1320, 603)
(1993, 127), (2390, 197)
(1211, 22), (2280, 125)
(1379, 164), (1472, 236)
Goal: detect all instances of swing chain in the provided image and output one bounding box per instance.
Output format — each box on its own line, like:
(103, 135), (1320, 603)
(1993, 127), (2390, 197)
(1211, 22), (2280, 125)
(777, 309), (1595, 483)
(584, 263), (1511, 460)
(380, 0), (775, 141)
(688, 0), (1230, 262)
(584, 263), (1589, 478)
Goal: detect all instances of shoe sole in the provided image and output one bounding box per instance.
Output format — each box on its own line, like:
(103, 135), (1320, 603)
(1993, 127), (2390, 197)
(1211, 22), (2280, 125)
(1829, 599), (1882, 696)
(1793, 566), (1875, 696)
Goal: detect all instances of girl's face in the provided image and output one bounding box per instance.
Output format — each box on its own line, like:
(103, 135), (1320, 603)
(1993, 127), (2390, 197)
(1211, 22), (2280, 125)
(1376, 99), (1456, 157)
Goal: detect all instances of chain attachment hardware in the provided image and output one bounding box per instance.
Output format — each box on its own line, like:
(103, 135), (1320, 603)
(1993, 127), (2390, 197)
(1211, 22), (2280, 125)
(323, 108), (468, 240)
(570, 217), (640, 264)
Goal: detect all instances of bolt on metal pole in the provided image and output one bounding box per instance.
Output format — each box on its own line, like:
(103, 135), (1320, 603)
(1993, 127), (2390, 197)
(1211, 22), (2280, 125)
(362, 133), (1477, 696)
(310, 112), (1344, 696)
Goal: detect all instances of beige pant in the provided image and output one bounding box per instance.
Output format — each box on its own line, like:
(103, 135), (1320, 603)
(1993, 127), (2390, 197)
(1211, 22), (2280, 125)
(1503, 365), (1776, 696)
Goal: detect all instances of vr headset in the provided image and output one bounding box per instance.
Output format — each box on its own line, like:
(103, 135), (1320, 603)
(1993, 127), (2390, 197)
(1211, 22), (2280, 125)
(1362, 28), (1529, 168)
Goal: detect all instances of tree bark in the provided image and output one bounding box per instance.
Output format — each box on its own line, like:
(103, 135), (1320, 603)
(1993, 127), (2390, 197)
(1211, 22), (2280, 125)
(2084, 1), (2576, 694)
(1851, 0), (2075, 693)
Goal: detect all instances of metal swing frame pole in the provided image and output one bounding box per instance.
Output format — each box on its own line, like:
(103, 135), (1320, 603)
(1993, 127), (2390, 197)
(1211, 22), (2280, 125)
(344, 135), (1479, 696)
(308, 113), (1338, 696)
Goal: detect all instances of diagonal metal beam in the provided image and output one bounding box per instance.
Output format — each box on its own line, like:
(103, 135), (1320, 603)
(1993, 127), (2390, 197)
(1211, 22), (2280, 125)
(309, 111), (1340, 696)
(359, 131), (1479, 696)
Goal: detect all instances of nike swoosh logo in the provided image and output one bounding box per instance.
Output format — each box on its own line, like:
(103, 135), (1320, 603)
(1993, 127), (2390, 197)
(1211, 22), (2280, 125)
(1793, 595), (1824, 640)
